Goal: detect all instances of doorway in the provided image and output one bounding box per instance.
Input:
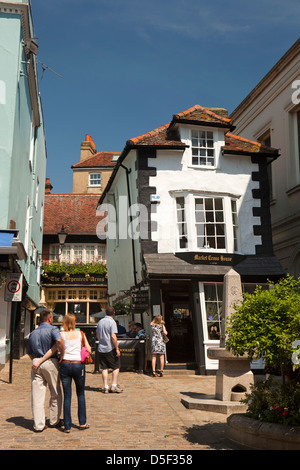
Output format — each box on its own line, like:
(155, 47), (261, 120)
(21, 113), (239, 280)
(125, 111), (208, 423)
(163, 287), (195, 363)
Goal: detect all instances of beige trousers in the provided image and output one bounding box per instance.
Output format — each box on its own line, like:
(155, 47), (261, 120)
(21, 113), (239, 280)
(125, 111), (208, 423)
(31, 358), (62, 431)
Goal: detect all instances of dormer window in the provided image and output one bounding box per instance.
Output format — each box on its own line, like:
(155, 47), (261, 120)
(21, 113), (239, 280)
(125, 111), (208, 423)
(191, 130), (215, 166)
(89, 172), (102, 186)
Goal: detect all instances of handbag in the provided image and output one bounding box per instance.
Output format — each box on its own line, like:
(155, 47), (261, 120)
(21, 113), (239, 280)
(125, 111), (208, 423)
(81, 331), (93, 364)
(161, 328), (169, 343)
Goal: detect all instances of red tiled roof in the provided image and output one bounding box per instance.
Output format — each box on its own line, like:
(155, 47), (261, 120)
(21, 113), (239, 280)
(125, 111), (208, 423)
(127, 122), (186, 147)
(223, 133), (278, 156)
(71, 151), (120, 169)
(43, 194), (104, 235)
(126, 105), (278, 157)
(172, 104), (232, 126)
(127, 105), (233, 148)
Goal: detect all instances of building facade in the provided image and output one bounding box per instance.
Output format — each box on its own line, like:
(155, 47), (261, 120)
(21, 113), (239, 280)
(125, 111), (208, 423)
(99, 105), (285, 374)
(40, 136), (119, 347)
(0, 1), (47, 367)
(230, 38), (300, 278)
(71, 134), (119, 194)
(40, 186), (108, 347)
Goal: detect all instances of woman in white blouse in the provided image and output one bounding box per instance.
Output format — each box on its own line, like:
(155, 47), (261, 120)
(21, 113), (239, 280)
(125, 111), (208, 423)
(33, 313), (91, 433)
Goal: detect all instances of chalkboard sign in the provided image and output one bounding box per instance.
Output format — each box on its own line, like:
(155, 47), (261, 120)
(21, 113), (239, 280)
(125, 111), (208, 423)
(131, 290), (149, 310)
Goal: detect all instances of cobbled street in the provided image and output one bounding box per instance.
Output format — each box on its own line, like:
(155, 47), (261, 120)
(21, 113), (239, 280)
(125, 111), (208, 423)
(0, 356), (245, 451)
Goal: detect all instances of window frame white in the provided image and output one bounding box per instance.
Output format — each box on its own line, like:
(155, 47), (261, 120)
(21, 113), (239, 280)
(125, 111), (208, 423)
(199, 282), (223, 343)
(29, 122), (35, 171)
(34, 176), (39, 210)
(199, 281), (269, 344)
(187, 126), (224, 170)
(191, 129), (215, 167)
(89, 172), (102, 187)
(24, 196), (31, 256)
(286, 102), (300, 189)
(49, 243), (106, 264)
(174, 192), (240, 253)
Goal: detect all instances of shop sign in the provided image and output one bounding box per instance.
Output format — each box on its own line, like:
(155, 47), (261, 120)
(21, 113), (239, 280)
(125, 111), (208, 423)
(175, 252), (245, 266)
(42, 274), (107, 285)
(5, 273), (23, 302)
(131, 290), (149, 310)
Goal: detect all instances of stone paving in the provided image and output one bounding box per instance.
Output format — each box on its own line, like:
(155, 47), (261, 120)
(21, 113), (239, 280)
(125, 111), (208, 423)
(0, 356), (244, 451)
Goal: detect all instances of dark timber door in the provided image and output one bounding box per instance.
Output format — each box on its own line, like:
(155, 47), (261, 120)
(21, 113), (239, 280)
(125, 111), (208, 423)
(163, 288), (195, 363)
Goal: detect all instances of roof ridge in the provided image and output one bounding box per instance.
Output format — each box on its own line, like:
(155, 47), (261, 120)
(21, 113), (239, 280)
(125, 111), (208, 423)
(127, 104), (232, 145)
(174, 104), (231, 123)
(72, 151), (120, 168)
(128, 122), (171, 144)
(226, 132), (263, 147)
(45, 193), (101, 196)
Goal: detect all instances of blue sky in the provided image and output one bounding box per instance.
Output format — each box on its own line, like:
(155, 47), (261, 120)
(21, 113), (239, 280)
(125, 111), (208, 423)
(30, 0), (300, 193)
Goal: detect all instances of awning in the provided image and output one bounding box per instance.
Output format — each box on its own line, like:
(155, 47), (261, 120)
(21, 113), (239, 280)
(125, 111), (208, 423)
(143, 253), (230, 279)
(0, 230), (27, 260)
(143, 253), (285, 281)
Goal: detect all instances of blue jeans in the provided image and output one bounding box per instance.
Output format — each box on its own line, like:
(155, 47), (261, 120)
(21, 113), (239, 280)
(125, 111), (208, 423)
(59, 362), (86, 430)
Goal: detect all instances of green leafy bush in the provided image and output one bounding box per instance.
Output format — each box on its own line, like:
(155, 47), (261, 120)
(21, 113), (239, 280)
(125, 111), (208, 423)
(226, 275), (300, 382)
(42, 261), (107, 276)
(242, 378), (300, 426)
(113, 300), (131, 315)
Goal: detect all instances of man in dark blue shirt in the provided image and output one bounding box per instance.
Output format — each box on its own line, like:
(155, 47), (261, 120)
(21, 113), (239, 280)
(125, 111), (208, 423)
(27, 309), (64, 432)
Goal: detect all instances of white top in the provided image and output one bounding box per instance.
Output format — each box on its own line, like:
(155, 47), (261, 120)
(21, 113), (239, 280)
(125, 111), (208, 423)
(62, 330), (81, 362)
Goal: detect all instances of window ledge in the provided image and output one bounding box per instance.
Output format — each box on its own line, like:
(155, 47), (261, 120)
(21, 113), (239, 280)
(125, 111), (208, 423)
(187, 165), (220, 171)
(286, 184), (300, 196)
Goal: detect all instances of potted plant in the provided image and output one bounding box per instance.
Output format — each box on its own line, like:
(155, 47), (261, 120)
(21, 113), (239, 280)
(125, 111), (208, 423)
(226, 275), (300, 426)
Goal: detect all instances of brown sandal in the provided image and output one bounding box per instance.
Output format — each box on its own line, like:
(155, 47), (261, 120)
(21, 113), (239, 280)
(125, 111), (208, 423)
(79, 424), (90, 430)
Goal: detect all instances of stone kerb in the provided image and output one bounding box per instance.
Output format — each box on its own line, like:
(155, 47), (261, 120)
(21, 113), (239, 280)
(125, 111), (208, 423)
(227, 414), (300, 450)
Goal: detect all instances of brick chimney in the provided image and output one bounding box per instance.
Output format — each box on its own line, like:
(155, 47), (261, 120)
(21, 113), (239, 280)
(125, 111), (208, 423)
(45, 177), (53, 194)
(80, 134), (96, 161)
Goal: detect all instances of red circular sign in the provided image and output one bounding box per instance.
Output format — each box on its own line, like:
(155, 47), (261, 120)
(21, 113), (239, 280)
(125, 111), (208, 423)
(7, 280), (21, 294)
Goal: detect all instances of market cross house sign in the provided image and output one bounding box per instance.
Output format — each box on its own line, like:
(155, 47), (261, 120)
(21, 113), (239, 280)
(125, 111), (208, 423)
(175, 252), (245, 266)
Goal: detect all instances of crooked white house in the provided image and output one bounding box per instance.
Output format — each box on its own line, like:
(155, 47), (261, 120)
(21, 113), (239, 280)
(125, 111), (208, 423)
(98, 105), (284, 374)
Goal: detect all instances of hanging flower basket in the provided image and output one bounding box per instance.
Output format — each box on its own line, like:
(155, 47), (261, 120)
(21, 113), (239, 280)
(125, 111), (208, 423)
(113, 300), (131, 316)
(42, 262), (107, 278)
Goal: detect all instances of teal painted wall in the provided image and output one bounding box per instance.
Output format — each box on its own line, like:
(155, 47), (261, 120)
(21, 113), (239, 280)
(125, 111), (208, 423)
(0, 6), (47, 305)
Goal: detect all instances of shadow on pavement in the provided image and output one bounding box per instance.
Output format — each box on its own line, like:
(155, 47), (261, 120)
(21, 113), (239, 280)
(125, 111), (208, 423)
(183, 423), (243, 450)
(6, 416), (33, 431)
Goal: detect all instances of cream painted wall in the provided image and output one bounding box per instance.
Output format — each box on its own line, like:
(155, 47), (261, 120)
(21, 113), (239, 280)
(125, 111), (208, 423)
(101, 151), (142, 303)
(72, 169), (113, 193)
(231, 47), (300, 275)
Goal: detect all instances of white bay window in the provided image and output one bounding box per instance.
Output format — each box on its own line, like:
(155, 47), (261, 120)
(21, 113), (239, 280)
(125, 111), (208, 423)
(175, 193), (239, 252)
(49, 244), (106, 264)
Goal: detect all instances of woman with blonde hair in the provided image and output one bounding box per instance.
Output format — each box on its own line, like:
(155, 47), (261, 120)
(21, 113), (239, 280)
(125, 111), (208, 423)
(150, 315), (168, 377)
(59, 314), (91, 432)
(32, 313), (91, 433)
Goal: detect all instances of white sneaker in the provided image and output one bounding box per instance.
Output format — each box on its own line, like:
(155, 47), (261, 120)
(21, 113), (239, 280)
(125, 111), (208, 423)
(110, 384), (123, 393)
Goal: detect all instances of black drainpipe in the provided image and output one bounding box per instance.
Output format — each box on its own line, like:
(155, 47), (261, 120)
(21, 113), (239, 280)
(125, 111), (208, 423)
(120, 163), (138, 287)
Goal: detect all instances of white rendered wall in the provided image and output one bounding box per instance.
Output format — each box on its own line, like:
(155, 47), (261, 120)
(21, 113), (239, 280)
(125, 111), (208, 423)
(149, 128), (261, 255)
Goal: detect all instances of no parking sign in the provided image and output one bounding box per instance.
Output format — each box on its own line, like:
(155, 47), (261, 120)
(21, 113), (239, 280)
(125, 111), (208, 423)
(5, 273), (23, 302)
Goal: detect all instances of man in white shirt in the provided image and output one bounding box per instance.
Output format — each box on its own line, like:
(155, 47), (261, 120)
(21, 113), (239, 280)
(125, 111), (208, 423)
(96, 306), (122, 393)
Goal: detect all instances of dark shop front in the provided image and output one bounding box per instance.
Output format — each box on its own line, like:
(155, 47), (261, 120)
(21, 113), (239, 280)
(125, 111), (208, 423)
(144, 251), (285, 374)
